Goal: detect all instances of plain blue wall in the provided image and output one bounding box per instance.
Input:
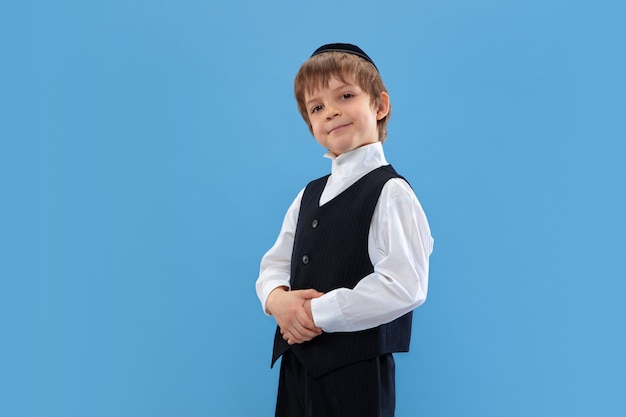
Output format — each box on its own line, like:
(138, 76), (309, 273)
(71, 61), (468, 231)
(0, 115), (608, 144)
(1, 0), (624, 416)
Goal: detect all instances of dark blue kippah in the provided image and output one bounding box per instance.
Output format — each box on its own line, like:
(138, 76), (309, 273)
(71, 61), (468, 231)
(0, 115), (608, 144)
(310, 43), (378, 71)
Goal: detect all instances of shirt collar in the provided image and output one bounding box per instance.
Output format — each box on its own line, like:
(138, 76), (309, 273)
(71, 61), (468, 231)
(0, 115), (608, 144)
(323, 142), (388, 180)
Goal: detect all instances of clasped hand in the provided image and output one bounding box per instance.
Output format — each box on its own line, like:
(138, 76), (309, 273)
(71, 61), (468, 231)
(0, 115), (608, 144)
(266, 287), (324, 345)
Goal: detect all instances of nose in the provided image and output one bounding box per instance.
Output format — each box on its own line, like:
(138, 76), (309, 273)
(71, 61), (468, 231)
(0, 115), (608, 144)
(325, 105), (340, 119)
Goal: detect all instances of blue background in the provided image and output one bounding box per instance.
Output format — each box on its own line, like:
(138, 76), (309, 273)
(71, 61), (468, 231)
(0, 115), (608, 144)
(1, 0), (624, 416)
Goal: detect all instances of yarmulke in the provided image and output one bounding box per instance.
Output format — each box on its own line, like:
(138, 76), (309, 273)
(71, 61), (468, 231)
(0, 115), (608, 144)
(310, 43), (378, 71)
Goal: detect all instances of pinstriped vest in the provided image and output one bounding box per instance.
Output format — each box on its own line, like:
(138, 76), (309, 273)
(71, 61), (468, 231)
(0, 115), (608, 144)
(271, 165), (413, 378)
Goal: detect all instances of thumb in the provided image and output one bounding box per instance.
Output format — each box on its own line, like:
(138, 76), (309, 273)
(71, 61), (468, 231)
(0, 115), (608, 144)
(302, 288), (324, 299)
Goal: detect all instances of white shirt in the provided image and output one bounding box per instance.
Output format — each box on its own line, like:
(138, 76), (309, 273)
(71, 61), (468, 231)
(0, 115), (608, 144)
(256, 142), (434, 333)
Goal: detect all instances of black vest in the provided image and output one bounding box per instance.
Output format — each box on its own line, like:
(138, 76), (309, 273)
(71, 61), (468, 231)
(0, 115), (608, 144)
(271, 165), (413, 378)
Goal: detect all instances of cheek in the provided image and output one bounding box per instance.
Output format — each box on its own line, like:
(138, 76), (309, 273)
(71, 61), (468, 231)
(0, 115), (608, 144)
(310, 119), (324, 135)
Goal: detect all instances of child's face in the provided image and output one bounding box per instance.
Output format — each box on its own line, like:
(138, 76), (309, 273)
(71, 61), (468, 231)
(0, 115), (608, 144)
(304, 77), (389, 156)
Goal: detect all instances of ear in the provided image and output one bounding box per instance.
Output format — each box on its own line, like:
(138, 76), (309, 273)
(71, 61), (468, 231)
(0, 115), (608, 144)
(376, 92), (390, 120)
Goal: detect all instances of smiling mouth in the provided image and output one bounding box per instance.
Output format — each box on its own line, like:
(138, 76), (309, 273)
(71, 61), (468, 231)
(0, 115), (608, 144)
(328, 124), (350, 134)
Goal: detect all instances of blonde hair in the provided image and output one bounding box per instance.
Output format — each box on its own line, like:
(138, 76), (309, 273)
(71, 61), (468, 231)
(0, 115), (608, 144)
(294, 51), (392, 142)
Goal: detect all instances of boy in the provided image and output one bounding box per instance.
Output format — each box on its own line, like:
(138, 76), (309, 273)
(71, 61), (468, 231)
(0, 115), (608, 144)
(256, 43), (433, 417)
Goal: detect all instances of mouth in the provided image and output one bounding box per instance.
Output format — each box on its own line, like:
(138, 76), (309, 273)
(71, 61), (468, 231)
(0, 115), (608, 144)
(328, 123), (350, 134)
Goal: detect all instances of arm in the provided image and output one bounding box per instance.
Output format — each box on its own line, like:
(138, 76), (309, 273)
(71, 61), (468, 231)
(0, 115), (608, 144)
(255, 189), (324, 343)
(311, 178), (434, 332)
(255, 189), (303, 314)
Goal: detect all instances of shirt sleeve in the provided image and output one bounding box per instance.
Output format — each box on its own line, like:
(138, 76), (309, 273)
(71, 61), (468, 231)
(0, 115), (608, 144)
(255, 189), (304, 315)
(311, 178), (434, 332)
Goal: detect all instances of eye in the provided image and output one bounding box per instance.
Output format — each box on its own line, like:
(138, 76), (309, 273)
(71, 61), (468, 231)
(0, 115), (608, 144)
(341, 93), (353, 100)
(311, 104), (323, 114)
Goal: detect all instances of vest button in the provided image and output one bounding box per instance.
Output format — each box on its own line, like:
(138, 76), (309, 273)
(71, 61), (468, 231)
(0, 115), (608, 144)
(302, 255), (309, 264)
(311, 219), (319, 228)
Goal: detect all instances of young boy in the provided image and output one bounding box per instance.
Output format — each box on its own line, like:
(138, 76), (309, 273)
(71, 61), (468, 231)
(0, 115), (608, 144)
(256, 43), (433, 417)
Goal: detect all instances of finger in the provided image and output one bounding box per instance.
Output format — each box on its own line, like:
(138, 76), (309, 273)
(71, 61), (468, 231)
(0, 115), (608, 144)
(291, 322), (321, 342)
(289, 322), (318, 343)
(287, 329), (320, 345)
(288, 324), (304, 341)
(299, 289), (324, 299)
(282, 330), (295, 344)
(296, 311), (322, 333)
(284, 331), (305, 345)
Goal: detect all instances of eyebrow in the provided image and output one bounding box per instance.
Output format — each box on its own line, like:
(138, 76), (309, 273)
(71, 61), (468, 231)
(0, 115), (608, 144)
(305, 95), (321, 109)
(305, 81), (353, 108)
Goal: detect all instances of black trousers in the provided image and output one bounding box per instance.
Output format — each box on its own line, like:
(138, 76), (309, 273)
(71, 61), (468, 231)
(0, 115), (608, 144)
(275, 349), (396, 417)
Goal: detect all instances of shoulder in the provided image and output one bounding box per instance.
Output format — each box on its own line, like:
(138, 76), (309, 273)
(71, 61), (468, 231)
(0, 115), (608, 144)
(377, 164), (413, 194)
(381, 177), (418, 201)
(378, 173), (429, 215)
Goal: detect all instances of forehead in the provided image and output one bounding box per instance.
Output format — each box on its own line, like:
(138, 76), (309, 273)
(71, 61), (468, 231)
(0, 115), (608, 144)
(304, 74), (357, 99)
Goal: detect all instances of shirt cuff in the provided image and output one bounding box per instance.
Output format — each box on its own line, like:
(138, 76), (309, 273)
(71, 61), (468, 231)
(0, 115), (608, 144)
(310, 291), (350, 332)
(259, 280), (290, 316)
